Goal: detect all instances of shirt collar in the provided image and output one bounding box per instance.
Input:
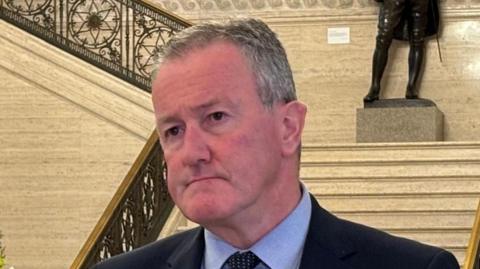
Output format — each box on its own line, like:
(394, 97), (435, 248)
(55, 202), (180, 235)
(203, 183), (312, 269)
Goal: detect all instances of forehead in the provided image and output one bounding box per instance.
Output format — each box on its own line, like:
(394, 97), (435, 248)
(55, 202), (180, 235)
(156, 40), (251, 84)
(151, 41), (261, 117)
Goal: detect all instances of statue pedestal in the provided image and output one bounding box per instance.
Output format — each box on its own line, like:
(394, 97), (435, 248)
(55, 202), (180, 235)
(356, 99), (444, 143)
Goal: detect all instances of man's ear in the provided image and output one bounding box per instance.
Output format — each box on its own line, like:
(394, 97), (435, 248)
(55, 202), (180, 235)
(279, 101), (307, 157)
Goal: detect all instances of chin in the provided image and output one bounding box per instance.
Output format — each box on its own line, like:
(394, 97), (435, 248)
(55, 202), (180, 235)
(182, 203), (230, 226)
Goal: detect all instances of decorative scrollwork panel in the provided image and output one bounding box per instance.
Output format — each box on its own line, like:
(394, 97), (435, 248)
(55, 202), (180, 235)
(5, 0), (56, 29)
(134, 23), (175, 77)
(77, 138), (173, 268)
(1, 0), (191, 91)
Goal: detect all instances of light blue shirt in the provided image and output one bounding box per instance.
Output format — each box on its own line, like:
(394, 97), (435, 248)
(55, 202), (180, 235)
(202, 183), (312, 269)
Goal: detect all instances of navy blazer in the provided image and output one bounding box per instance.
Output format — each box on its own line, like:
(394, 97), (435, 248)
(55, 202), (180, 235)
(92, 195), (460, 269)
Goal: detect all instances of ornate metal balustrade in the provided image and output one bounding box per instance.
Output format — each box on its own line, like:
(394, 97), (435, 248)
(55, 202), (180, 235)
(71, 131), (174, 269)
(0, 0), (191, 92)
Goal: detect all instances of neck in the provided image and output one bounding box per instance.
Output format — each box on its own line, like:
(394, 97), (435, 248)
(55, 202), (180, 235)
(204, 180), (302, 249)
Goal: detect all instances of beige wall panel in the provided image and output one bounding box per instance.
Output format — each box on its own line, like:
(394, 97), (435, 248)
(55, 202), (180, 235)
(0, 56), (146, 268)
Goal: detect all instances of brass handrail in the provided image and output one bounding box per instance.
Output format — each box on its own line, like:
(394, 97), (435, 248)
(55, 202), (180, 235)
(71, 130), (173, 269)
(464, 200), (480, 269)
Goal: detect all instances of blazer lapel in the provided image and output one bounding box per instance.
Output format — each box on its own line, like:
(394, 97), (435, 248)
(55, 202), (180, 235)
(166, 227), (205, 269)
(299, 195), (357, 269)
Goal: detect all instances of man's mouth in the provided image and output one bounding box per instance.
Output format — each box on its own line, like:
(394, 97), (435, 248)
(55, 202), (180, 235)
(187, 177), (219, 186)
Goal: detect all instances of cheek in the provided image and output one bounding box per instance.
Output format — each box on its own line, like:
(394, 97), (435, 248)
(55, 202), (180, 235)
(233, 124), (282, 176)
(230, 133), (252, 148)
(232, 123), (279, 157)
(164, 157), (182, 197)
(225, 132), (277, 174)
(230, 119), (274, 148)
(225, 133), (258, 163)
(163, 148), (182, 176)
(166, 173), (178, 200)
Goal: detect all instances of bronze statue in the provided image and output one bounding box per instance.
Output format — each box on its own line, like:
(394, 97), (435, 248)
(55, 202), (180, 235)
(364, 0), (440, 102)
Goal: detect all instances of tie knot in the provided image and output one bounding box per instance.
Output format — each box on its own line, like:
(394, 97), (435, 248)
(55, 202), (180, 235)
(224, 251), (261, 269)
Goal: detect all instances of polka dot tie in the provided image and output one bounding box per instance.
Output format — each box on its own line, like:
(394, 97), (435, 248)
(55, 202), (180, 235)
(223, 251), (261, 269)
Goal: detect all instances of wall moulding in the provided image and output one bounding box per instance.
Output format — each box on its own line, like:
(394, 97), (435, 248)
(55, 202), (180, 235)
(147, 0), (480, 23)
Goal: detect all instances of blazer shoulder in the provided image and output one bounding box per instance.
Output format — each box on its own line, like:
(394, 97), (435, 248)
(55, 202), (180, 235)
(307, 197), (458, 269)
(91, 227), (203, 269)
(337, 218), (460, 269)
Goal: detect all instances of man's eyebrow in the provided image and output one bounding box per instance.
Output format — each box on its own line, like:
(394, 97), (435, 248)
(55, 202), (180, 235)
(156, 98), (232, 126)
(156, 115), (178, 127)
(191, 98), (223, 113)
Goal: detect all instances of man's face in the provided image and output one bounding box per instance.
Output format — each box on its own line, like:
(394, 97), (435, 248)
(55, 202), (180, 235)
(152, 41), (286, 227)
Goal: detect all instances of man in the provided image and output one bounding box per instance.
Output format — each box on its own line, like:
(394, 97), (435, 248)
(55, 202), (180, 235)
(364, 0), (440, 102)
(93, 18), (459, 269)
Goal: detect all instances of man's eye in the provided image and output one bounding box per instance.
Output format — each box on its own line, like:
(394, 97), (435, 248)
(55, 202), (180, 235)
(210, 112), (225, 121)
(165, 127), (180, 137)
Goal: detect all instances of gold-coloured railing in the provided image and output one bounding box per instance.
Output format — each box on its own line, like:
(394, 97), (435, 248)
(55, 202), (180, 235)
(71, 131), (173, 269)
(464, 200), (480, 269)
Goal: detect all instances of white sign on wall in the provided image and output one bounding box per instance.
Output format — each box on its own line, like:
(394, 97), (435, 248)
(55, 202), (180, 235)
(327, 27), (350, 44)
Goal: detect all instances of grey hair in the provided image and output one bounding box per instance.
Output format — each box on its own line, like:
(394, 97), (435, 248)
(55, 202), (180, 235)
(151, 18), (297, 107)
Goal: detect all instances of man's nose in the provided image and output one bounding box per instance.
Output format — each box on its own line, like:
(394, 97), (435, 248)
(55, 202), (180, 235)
(180, 126), (211, 167)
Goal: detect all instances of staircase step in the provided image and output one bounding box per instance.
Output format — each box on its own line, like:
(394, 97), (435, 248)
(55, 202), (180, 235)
(316, 195), (478, 212)
(388, 230), (471, 249)
(305, 178), (480, 196)
(300, 143), (480, 180)
(301, 143), (480, 163)
(335, 211), (475, 230)
(301, 162), (480, 179)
